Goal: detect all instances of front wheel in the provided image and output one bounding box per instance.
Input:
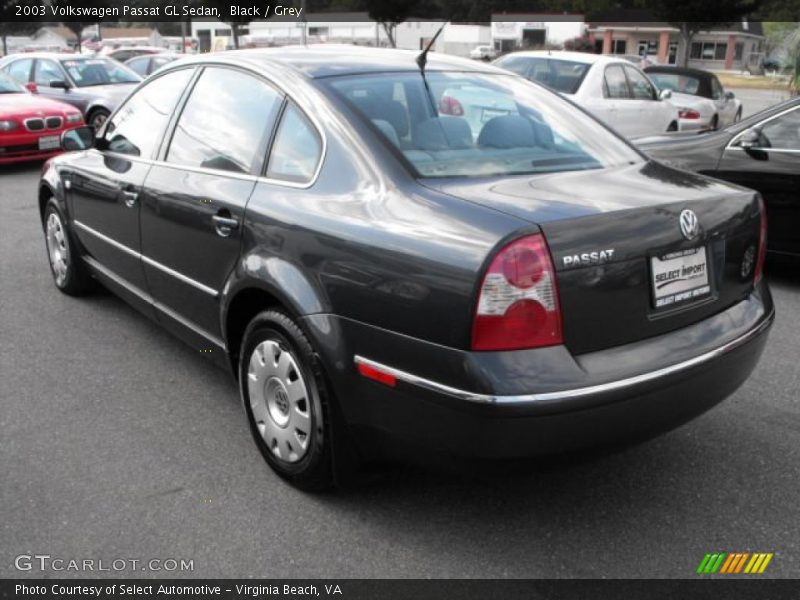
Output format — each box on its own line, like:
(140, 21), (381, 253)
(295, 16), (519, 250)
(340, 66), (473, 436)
(88, 108), (110, 130)
(240, 310), (335, 490)
(43, 199), (93, 295)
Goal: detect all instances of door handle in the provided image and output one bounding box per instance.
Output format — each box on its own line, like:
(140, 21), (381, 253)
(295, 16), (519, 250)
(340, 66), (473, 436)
(121, 190), (138, 208)
(212, 213), (239, 238)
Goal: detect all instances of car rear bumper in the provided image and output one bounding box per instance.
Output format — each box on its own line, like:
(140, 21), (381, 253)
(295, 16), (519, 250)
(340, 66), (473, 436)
(305, 283), (773, 459)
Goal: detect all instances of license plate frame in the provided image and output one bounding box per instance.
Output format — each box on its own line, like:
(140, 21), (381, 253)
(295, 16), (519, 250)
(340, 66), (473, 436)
(650, 246), (711, 309)
(38, 135), (60, 151)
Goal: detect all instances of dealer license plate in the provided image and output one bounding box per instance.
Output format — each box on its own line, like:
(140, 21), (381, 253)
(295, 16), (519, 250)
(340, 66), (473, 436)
(651, 247), (711, 309)
(38, 135), (60, 150)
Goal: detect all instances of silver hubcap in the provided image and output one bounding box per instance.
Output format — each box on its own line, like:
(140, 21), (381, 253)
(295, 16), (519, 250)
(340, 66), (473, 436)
(46, 212), (69, 286)
(248, 340), (312, 463)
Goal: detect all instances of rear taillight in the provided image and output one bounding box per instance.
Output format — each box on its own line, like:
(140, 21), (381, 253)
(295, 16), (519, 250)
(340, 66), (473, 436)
(439, 95), (464, 116)
(472, 234), (563, 351)
(755, 196), (767, 284)
(678, 108), (700, 119)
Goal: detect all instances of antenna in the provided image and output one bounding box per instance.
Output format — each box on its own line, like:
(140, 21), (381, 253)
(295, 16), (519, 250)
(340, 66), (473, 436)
(416, 22), (446, 72)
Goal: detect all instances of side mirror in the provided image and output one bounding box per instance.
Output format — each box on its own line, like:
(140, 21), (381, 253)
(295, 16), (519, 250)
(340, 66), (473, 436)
(61, 126), (95, 151)
(49, 80), (70, 90)
(658, 89), (672, 100)
(725, 91), (735, 100)
(737, 128), (769, 161)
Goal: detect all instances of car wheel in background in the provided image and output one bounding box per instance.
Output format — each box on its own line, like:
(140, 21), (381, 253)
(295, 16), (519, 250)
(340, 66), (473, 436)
(43, 198), (93, 296)
(734, 109), (742, 123)
(87, 108), (110, 130)
(240, 310), (336, 491)
(711, 114), (719, 130)
(667, 121), (678, 132)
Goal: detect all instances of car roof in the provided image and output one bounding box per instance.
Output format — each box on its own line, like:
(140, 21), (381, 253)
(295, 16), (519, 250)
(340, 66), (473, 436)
(645, 66), (712, 79)
(496, 51), (626, 66)
(170, 45), (509, 79)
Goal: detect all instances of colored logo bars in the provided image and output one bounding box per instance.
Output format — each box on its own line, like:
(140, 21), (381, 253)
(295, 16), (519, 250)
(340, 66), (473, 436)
(697, 552), (774, 574)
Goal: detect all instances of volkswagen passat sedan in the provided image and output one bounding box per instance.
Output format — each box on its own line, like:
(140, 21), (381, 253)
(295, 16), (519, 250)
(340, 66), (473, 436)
(40, 47), (773, 489)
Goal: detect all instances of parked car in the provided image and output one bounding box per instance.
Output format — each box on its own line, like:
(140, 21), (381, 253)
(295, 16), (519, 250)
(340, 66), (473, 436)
(104, 46), (166, 63)
(637, 97), (800, 257)
(618, 54), (661, 69)
(40, 47), (772, 489)
(470, 45), (498, 61)
(645, 66), (742, 131)
(125, 53), (180, 77)
(493, 51), (679, 137)
(0, 71), (83, 164)
(0, 53), (141, 129)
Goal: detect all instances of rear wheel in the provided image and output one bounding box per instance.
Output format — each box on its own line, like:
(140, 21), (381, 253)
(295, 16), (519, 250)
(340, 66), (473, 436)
(711, 114), (719, 130)
(239, 310), (336, 490)
(667, 121), (678, 132)
(43, 198), (93, 296)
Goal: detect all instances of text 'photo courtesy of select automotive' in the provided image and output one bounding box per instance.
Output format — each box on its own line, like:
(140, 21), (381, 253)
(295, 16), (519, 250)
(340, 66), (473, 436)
(0, 0), (799, 598)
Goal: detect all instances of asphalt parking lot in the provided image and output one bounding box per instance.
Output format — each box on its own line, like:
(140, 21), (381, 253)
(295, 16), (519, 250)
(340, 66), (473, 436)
(1, 129), (799, 578)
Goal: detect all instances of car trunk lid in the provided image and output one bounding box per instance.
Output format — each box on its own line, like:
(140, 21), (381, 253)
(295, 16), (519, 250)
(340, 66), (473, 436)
(424, 162), (762, 354)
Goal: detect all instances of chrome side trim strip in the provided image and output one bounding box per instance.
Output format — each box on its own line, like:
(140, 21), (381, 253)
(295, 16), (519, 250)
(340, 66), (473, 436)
(84, 256), (225, 350)
(353, 314), (772, 405)
(74, 220), (218, 297)
(141, 255), (218, 297)
(74, 220), (139, 259)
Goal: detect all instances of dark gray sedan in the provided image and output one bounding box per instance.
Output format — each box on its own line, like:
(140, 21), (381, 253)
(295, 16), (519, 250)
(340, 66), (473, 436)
(0, 53), (141, 128)
(39, 47), (772, 489)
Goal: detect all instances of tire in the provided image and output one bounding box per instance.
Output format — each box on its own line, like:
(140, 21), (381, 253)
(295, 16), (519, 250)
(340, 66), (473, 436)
(239, 310), (336, 490)
(711, 114), (719, 130)
(87, 108), (110, 130)
(734, 109), (742, 123)
(43, 198), (93, 296)
(667, 121), (678, 132)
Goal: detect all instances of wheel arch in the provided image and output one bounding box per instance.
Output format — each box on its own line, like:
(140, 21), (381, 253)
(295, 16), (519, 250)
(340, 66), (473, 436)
(221, 258), (329, 377)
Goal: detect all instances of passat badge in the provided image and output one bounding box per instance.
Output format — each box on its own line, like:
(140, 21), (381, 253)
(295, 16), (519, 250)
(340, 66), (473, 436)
(680, 209), (700, 240)
(562, 248), (615, 268)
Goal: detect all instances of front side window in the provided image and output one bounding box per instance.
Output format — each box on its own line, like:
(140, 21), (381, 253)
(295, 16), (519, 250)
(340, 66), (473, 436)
(104, 68), (193, 158)
(711, 77), (724, 100)
(327, 71), (642, 178)
(623, 66), (655, 100)
(34, 59), (64, 86)
(604, 65), (630, 99)
(266, 103), (322, 183)
(758, 108), (800, 150)
(167, 67), (282, 174)
(59, 58), (140, 87)
(647, 72), (701, 95)
(494, 56), (532, 78)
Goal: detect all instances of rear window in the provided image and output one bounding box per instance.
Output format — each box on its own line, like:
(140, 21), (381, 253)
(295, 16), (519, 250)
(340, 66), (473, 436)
(648, 72), (701, 96)
(497, 57), (590, 94)
(326, 71), (641, 179)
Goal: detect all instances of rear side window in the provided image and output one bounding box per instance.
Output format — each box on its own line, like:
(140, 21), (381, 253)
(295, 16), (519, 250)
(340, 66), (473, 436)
(126, 57), (150, 77)
(105, 68), (193, 158)
(5, 58), (33, 83)
(495, 56), (532, 77)
(266, 103), (322, 183)
(604, 65), (630, 99)
(167, 67), (282, 174)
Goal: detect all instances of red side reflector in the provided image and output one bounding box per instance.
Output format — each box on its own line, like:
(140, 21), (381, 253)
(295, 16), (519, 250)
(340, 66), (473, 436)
(357, 362), (397, 387)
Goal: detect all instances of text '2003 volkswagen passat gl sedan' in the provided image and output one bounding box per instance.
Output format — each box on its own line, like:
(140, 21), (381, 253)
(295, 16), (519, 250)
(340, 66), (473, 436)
(40, 47), (773, 489)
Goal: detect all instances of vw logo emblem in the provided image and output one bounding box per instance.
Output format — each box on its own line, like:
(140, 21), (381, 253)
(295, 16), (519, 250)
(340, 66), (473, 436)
(679, 209), (700, 240)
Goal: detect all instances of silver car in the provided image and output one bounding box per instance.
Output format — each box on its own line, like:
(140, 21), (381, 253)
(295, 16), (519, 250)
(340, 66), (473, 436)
(0, 53), (141, 128)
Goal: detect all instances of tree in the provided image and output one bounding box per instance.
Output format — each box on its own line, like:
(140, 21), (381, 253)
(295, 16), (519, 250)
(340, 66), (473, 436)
(651, 0), (762, 66)
(365, 0), (420, 47)
(0, 21), (38, 57)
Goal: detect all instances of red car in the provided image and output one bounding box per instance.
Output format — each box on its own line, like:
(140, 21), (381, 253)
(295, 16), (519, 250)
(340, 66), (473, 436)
(0, 71), (83, 165)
